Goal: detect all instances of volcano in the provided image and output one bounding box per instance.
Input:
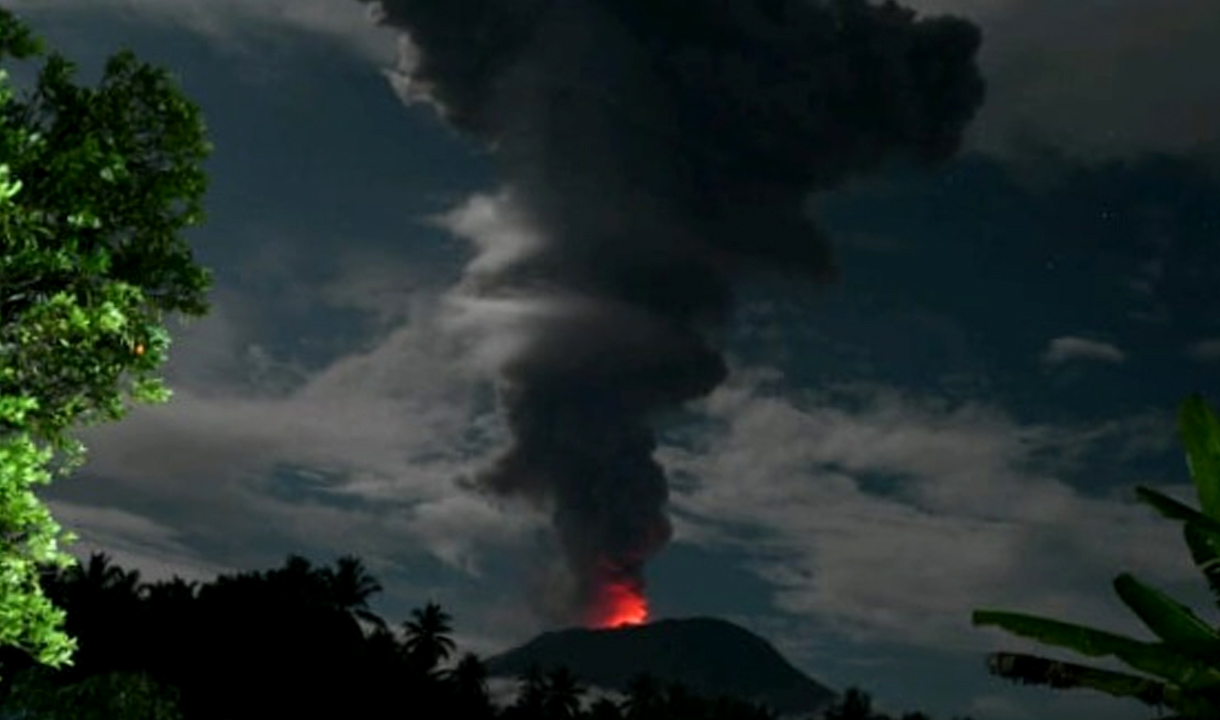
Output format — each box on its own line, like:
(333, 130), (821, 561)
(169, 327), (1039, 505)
(485, 617), (837, 716)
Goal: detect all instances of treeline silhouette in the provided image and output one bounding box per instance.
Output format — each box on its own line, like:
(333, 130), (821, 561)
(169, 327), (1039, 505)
(0, 553), (974, 720)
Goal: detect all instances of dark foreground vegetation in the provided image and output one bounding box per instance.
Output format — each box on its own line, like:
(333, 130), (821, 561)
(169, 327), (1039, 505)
(0, 553), (974, 720)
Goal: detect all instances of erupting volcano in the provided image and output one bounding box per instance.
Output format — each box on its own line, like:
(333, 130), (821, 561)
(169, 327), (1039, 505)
(589, 577), (649, 629)
(363, 0), (983, 624)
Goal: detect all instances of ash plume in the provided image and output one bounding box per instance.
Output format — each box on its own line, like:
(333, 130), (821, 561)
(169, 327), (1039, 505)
(360, 0), (984, 624)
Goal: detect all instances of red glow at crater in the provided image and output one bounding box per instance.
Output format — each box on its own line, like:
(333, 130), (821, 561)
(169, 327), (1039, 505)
(590, 580), (649, 629)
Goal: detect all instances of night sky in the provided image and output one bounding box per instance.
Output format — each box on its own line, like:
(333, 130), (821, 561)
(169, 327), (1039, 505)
(8, 1), (1220, 719)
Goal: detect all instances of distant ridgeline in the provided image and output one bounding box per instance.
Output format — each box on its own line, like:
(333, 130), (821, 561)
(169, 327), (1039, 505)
(0, 553), (975, 720)
(486, 617), (838, 716)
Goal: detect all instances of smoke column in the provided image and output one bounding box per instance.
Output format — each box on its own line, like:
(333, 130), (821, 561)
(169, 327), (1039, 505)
(360, 0), (984, 626)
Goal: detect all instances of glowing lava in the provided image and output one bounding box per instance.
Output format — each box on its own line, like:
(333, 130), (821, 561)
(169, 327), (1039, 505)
(591, 581), (649, 629)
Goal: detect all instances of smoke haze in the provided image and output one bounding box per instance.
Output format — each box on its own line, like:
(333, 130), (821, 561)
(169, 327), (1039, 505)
(360, 0), (985, 624)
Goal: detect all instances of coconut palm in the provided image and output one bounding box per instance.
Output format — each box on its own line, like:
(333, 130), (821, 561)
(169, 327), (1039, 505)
(504, 663), (547, 720)
(543, 665), (586, 720)
(821, 687), (888, 720)
(139, 576), (197, 606)
(401, 601), (456, 674)
(972, 393), (1220, 720)
(446, 651), (494, 718)
(67, 552), (141, 601)
(322, 554), (386, 630)
(589, 697), (624, 720)
(623, 673), (663, 720)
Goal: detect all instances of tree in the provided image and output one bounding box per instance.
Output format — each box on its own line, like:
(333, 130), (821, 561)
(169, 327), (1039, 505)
(821, 687), (888, 720)
(0, 666), (183, 720)
(401, 601), (456, 674)
(323, 553), (387, 630)
(542, 665), (586, 720)
(509, 663), (548, 719)
(623, 673), (663, 720)
(0, 6), (212, 674)
(972, 394), (1220, 720)
(588, 697), (624, 720)
(446, 652), (495, 720)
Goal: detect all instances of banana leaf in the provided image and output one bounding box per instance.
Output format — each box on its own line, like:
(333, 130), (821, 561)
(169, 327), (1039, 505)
(1183, 519), (1220, 608)
(985, 652), (1220, 719)
(984, 651), (1169, 703)
(971, 610), (1220, 691)
(1112, 573), (1220, 661)
(1134, 486), (1220, 538)
(1179, 394), (1220, 520)
(1159, 685), (1220, 720)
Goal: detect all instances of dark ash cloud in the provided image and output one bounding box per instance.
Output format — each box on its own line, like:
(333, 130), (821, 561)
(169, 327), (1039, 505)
(361, 0), (984, 625)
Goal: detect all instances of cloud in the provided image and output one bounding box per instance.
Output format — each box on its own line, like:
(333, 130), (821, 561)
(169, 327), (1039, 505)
(21, 0), (1220, 162)
(658, 366), (1204, 657)
(6, 0), (398, 66)
(50, 248), (545, 585)
(962, 692), (1033, 720)
(961, 0), (1220, 157)
(1039, 336), (1126, 365)
(47, 501), (225, 583)
(1186, 338), (1220, 362)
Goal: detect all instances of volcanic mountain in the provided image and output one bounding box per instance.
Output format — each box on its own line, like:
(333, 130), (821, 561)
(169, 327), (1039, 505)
(485, 617), (838, 716)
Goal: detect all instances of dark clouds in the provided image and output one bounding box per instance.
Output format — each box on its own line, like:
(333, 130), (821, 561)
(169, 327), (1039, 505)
(362, 0), (984, 624)
(955, 0), (1220, 158)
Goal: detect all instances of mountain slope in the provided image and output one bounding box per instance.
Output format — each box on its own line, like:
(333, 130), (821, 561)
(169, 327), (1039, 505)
(486, 617), (837, 715)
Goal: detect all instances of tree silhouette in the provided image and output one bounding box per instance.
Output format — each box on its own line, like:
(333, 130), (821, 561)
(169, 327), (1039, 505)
(48, 552), (144, 675)
(507, 663), (548, 720)
(0, 551), (961, 720)
(542, 666), (586, 720)
(401, 601), (457, 675)
(139, 576), (198, 605)
(323, 554), (386, 630)
(447, 652), (495, 720)
(821, 687), (888, 720)
(624, 673), (663, 720)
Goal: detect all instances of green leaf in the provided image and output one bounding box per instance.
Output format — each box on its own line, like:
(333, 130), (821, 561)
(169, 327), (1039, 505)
(0, 5), (213, 673)
(1112, 572), (1220, 662)
(1134, 486), (1220, 538)
(1183, 519), (1220, 607)
(984, 651), (1167, 698)
(1180, 394), (1220, 521)
(971, 609), (1220, 691)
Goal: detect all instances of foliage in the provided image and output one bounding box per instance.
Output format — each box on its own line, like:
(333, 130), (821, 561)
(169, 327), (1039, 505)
(972, 393), (1220, 720)
(402, 600), (457, 674)
(0, 6), (212, 674)
(0, 551), (962, 720)
(0, 666), (183, 720)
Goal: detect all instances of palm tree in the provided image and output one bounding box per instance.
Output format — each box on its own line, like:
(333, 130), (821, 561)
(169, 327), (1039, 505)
(401, 601), (456, 674)
(972, 394), (1220, 720)
(543, 666), (586, 720)
(140, 576), (197, 605)
(822, 687), (888, 720)
(52, 553), (143, 673)
(509, 663), (547, 719)
(662, 681), (703, 719)
(322, 554), (386, 630)
(265, 554), (319, 599)
(588, 697), (623, 720)
(446, 651), (494, 718)
(67, 552), (141, 601)
(623, 673), (663, 720)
